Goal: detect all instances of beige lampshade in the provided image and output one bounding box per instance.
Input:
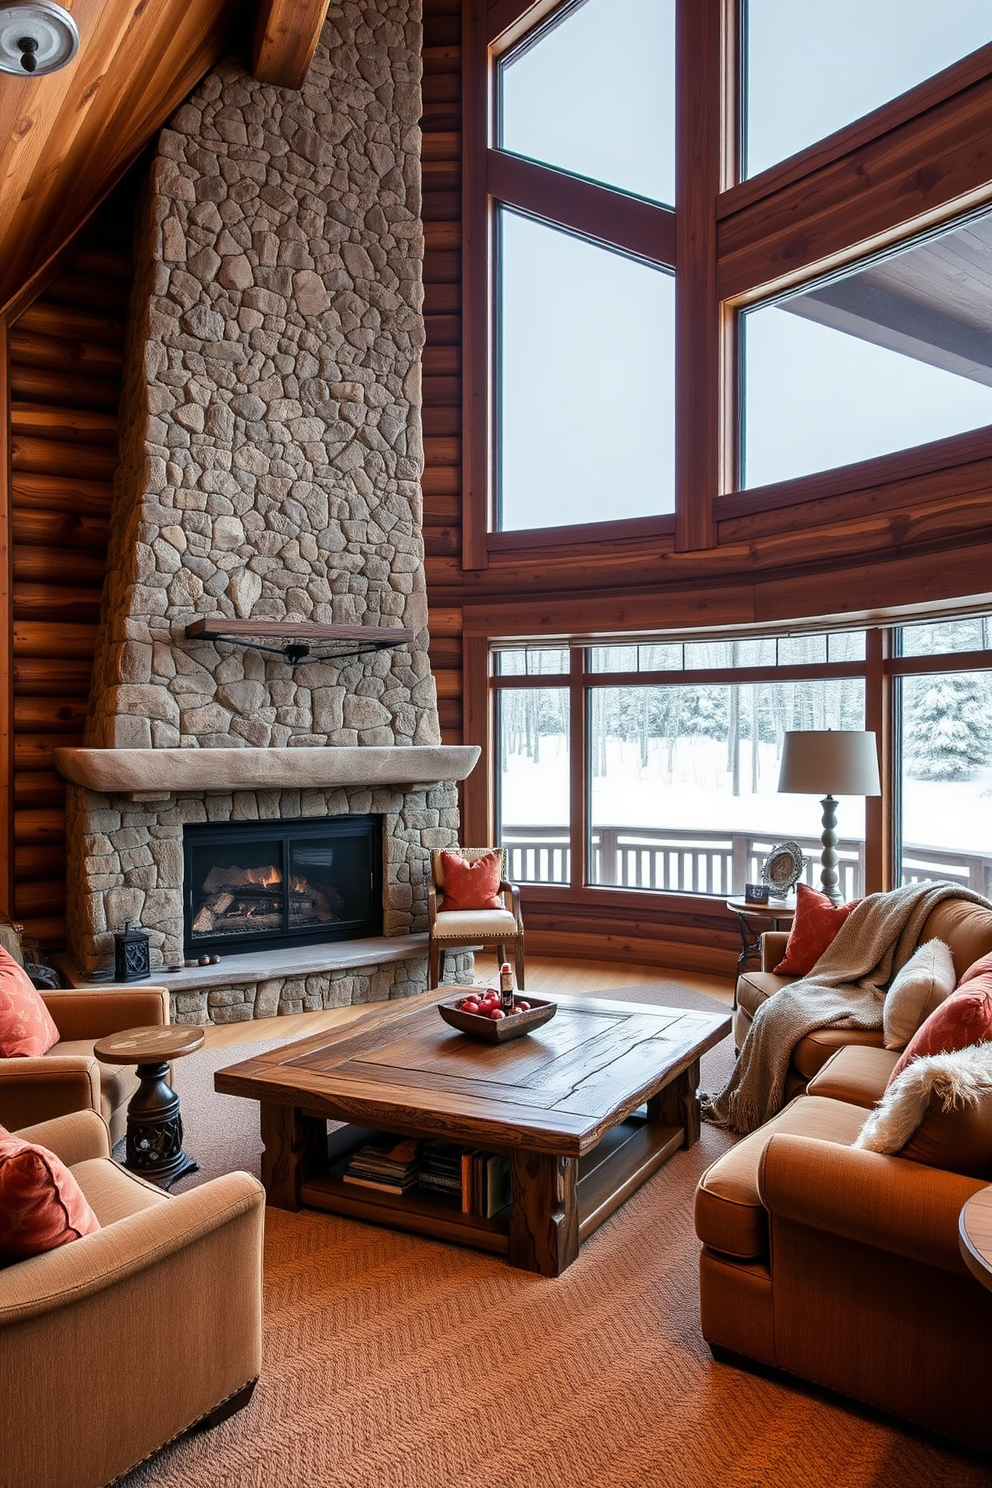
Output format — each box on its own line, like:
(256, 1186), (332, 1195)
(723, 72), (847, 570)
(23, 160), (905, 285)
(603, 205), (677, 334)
(778, 730), (881, 797)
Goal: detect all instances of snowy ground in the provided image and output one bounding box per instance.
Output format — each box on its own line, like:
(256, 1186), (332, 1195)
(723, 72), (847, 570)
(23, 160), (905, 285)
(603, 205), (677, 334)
(499, 735), (992, 857)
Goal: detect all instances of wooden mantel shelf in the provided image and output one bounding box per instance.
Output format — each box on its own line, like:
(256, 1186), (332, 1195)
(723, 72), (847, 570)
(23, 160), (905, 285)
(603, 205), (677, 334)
(185, 620), (415, 664)
(54, 744), (481, 796)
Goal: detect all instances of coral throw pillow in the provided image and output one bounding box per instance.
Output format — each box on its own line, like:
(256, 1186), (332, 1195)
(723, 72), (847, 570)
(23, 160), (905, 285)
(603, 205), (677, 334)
(0, 946), (58, 1057)
(773, 882), (857, 977)
(959, 950), (992, 987)
(887, 974), (992, 1086)
(440, 850), (503, 912)
(0, 1125), (100, 1260)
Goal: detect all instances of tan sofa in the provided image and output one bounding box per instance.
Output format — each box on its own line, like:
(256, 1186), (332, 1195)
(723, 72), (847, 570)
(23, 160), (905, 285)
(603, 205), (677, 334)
(0, 985), (170, 1143)
(696, 1030), (992, 1450)
(733, 896), (992, 1098)
(0, 1109), (265, 1488)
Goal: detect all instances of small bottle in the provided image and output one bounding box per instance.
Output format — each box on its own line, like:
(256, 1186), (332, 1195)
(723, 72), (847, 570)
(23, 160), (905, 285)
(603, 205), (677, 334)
(499, 961), (514, 1013)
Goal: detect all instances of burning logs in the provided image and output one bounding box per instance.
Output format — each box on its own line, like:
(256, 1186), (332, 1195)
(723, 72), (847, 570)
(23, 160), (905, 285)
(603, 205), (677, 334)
(191, 861), (342, 935)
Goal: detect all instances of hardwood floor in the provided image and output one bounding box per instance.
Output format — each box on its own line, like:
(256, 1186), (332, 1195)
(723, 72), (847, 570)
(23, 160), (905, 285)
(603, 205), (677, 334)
(199, 955), (734, 1049)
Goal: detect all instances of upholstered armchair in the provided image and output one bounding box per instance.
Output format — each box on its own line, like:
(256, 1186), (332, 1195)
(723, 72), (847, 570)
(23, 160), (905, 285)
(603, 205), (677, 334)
(0, 985), (170, 1142)
(428, 847), (526, 989)
(0, 1109), (264, 1488)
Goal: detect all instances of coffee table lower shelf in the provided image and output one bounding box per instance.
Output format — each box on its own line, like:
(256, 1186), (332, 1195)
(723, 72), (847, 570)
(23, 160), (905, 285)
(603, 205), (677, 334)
(297, 1111), (684, 1263)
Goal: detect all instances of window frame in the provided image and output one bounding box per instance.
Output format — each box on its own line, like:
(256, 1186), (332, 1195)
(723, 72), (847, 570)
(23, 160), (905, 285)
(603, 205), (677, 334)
(464, 2), (992, 561)
(487, 621), (992, 911)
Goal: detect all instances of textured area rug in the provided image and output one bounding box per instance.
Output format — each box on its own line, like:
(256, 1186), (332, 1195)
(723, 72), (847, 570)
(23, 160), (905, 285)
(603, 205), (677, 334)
(115, 986), (990, 1488)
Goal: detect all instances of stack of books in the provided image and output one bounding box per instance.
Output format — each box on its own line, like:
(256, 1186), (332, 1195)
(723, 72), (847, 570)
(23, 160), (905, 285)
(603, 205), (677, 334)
(460, 1149), (511, 1219)
(416, 1140), (510, 1218)
(416, 1140), (464, 1200)
(341, 1135), (424, 1194)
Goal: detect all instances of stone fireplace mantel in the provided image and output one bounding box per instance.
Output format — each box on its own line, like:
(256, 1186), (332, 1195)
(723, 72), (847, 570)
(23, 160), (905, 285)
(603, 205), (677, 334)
(55, 745), (480, 797)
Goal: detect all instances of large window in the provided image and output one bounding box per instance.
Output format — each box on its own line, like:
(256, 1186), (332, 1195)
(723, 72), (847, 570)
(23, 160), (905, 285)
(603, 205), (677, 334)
(741, 208), (992, 489)
(495, 634), (869, 899)
(491, 0), (676, 535)
(744, 0), (992, 179)
(498, 212), (675, 530)
(493, 619), (992, 904)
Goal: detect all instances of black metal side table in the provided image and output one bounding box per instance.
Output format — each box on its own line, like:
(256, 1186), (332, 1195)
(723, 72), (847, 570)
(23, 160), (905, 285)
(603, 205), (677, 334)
(94, 1024), (204, 1188)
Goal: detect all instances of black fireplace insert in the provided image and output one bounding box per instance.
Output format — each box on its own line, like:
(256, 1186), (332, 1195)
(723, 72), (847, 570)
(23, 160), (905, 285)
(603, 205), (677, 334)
(183, 815), (382, 957)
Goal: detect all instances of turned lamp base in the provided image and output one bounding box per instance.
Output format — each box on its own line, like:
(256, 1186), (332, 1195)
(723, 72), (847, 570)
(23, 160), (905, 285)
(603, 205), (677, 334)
(818, 794), (843, 905)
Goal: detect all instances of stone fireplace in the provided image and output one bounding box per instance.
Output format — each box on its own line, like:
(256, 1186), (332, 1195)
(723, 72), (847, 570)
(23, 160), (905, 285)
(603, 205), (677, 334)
(183, 812), (382, 956)
(54, 3), (479, 1020)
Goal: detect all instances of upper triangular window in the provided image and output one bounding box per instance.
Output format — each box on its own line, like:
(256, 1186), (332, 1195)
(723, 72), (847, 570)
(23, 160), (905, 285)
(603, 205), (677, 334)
(498, 0), (676, 208)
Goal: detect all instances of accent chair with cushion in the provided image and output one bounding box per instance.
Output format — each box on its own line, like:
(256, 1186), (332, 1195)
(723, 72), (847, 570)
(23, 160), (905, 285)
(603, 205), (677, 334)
(0, 1108), (265, 1488)
(0, 965), (171, 1143)
(427, 847), (525, 989)
(733, 895), (992, 1098)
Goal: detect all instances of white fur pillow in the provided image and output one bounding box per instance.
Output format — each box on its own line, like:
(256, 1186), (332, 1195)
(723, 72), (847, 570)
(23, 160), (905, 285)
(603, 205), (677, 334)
(882, 937), (955, 1050)
(854, 1042), (992, 1176)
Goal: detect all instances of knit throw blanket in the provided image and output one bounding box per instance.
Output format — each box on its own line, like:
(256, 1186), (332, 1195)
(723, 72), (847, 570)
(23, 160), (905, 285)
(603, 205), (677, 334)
(701, 880), (992, 1136)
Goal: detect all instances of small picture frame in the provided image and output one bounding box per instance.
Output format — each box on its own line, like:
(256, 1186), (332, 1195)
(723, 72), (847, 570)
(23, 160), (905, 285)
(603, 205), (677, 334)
(744, 883), (770, 905)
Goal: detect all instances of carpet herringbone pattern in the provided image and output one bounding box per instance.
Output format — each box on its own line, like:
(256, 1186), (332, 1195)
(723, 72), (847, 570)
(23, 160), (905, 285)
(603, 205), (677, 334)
(117, 988), (992, 1488)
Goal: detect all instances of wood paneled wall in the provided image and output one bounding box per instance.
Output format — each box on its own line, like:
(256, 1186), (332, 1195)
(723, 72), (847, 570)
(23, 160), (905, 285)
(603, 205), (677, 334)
(422, 0), (465, 744)
(4, 204), (131, 949)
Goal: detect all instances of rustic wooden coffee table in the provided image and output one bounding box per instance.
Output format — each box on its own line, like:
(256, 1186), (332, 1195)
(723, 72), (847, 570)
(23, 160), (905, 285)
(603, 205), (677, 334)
(216, 990), (729, 1275)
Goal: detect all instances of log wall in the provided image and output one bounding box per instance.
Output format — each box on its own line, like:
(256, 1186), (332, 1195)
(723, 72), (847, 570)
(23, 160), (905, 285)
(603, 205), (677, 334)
(422, 0), (465, 744)
(4, 212), (131, 948)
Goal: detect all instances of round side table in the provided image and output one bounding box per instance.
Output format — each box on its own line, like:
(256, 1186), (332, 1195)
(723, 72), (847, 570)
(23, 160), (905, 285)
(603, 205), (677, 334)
(94, 1024), (204, 1189)
(725, 897), (795, 977)
(959, 1185), (992, 1292)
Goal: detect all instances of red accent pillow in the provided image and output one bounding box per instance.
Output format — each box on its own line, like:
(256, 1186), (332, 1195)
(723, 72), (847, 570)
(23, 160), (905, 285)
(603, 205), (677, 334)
(440, 850), (503, 912)
(773, 882), (858, 977)
(0, 946), (58, 1057)
(0, 1124), (100, 1260)
(887, 975), (992, 1086)
(958, 950), (992, 987)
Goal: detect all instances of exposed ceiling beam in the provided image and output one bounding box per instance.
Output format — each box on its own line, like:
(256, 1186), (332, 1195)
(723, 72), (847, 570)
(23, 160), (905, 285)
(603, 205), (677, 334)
(0, 0), (246, 318)
(252, 0), (331, 89)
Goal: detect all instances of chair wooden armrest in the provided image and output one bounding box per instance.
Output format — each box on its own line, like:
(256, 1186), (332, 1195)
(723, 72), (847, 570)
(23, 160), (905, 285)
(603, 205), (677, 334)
(500, 880), (524, 927)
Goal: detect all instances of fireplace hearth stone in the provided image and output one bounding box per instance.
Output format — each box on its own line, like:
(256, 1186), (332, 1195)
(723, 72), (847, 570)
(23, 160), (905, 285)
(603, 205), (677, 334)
(55, 937), (474, 1025)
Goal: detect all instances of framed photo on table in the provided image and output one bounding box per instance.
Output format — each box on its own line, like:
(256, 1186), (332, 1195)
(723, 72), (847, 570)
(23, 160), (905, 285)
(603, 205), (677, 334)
(760, 841), (806, 896)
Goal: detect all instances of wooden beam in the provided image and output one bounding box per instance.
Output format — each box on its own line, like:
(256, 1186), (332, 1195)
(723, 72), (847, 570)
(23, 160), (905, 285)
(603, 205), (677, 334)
(674, 0), (726, 551)
(251, 0), (330, 90)
(488, 152), (676, 268)
(718, 73), (992, 304)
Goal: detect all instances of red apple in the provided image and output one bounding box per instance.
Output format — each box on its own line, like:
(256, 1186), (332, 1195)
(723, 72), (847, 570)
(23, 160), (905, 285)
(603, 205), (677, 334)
(516, 1000), (531, 1011)
(489, 1007), (505, 1020)
(458, 999), (481, 1014)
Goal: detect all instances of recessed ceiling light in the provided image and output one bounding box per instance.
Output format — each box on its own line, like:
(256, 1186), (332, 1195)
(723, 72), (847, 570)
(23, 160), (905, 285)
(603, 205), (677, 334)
(0, 1), (79, 77)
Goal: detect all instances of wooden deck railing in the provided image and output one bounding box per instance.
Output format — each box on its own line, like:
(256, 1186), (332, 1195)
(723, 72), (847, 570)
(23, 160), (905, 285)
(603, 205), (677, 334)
(501, 826), (992, 901)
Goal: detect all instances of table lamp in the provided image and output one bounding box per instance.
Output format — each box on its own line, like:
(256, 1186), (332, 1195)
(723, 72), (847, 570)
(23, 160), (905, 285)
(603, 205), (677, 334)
(777, 730), (881, 905)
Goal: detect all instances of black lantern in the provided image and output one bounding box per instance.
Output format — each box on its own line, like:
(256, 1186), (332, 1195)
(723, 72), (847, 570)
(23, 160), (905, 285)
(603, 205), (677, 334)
(114, 920), (151, 982)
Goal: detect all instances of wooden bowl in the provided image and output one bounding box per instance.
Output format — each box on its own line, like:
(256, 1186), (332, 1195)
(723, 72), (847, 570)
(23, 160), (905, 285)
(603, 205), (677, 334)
(437, 993), (557, 1042)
